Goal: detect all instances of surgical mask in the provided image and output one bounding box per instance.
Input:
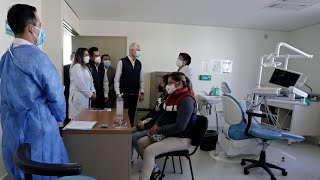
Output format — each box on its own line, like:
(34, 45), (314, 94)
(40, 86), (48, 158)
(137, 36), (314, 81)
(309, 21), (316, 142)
(94, 56), (101, 64)
(135, 51), (141, 59)
(103, 60), (111, 68)
(83, 56), (90, 64)
(32, 26), (46, 46)
(158, 85), (165, 92)
(166, 84), (177, 94)
(176, 59), (183, 67)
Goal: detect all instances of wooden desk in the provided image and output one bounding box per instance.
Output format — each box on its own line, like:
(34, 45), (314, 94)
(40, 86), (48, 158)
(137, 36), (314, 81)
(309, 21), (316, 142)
(63, 108), (131, 180)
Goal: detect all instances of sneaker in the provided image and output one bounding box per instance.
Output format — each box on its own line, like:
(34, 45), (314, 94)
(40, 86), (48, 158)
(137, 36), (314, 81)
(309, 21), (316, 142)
(150, 170), (164, 180)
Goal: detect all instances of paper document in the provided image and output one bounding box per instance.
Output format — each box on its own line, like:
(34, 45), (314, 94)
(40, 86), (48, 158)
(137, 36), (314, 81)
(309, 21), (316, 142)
(89, 108), (111, 112)
(63, 120), (97, 130)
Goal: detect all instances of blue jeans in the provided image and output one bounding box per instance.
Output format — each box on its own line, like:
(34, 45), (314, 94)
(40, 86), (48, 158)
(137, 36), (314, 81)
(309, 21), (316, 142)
(132, 127), (149, 159)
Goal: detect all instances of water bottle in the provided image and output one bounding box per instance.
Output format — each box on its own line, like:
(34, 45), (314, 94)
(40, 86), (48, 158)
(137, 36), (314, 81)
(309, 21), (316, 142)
(279, 157), (286, 167)
(214, 87), (220, 96)
(116, 94), (124, 123)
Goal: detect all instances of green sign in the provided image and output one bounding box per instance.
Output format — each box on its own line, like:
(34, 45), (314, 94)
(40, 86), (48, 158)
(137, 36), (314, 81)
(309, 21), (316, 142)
(199, 75), (212, 81)
(5, 20), (14, 37)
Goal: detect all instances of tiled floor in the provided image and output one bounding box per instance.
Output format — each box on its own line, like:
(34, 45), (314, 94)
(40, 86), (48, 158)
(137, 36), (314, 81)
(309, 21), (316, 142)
(131, 140), (320, 180)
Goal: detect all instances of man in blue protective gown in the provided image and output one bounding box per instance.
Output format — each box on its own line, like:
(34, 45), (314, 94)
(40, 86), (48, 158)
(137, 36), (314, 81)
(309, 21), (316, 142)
(0, 4), (69, 179)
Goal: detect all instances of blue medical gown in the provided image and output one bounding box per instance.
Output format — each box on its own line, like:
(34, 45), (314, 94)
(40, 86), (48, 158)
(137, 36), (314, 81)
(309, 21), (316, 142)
(0, 45), (69, 179)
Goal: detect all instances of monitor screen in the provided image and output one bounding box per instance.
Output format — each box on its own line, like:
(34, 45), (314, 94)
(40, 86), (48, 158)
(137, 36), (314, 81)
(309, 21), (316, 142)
(269, 68), (302, 88)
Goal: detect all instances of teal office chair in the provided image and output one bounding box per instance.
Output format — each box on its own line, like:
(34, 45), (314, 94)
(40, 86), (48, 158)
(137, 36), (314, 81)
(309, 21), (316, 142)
(222, 94), (304, 180)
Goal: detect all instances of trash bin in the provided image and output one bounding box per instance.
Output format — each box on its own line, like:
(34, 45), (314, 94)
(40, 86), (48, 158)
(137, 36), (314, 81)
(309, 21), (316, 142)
(200, 130), (218, 151)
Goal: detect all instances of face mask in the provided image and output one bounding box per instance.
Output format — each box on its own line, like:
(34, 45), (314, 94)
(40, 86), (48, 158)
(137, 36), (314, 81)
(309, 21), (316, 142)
(103, 60), (111, 68)
(135, 51), (141, 59)
(166, 84), (177, 94)
(158, 84), (165, 92)
(32, 26), (46, 46)
(176, 59), (183, 67)
(83, 56), (90, 64)
(94, 56), (101, 64)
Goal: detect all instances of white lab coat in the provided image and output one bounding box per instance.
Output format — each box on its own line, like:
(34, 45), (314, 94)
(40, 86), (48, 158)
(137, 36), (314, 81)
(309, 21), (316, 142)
(68, 63), (95, 119)
(179, 65), (195, 87)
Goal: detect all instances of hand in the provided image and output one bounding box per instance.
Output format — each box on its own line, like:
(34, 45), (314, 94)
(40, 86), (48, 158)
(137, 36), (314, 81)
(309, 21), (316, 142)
(104, 97), (109, 102)
(139, 94), (144, 102)
(137, 122), (144, 131)
(91, 92), (96, 100)
(150, 125), (158, 135)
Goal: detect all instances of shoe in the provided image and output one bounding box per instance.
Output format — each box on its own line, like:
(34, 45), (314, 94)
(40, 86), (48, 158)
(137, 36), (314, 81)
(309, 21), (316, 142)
(150, 170), (164, 180)
(131, 159), (134, 164)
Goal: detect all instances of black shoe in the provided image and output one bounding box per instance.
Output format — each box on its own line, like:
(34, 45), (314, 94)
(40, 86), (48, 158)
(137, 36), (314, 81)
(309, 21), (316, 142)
(150, 170), (165, 180)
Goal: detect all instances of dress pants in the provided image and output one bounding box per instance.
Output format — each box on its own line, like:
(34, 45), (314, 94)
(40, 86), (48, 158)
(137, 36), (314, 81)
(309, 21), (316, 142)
(123, 94), (139, 127)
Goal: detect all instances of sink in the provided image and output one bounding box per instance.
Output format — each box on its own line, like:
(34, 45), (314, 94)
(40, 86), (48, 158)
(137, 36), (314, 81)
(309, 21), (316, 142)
(197, 95), (222, 104)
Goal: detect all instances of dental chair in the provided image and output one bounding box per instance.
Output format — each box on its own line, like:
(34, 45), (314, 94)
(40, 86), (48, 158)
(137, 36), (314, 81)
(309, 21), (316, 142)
(222, 94), (304, 180)
(217, 82), (261, 157)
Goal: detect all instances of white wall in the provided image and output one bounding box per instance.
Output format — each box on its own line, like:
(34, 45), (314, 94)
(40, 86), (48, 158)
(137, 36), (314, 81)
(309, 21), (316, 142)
(41, 0), (64, 77)
(80, 20), (288, 108)
(288, 24), (320, 94)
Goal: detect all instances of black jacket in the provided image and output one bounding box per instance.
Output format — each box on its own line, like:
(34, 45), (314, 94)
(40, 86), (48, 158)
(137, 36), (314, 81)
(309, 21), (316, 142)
(87, 60), (105, 99)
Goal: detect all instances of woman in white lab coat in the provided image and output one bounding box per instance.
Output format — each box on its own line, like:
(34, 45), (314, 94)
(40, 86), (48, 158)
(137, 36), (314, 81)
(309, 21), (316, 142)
(69, 48), (96, 119)
(176, 53), (195, 88)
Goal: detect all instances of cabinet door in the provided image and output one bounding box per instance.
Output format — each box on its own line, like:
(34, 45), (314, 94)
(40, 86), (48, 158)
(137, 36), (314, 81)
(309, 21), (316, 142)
(291, 102), (320, 136)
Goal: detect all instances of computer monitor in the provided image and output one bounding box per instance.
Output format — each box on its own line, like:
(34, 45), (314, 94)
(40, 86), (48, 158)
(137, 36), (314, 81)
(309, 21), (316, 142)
(269, 67), (302, 88)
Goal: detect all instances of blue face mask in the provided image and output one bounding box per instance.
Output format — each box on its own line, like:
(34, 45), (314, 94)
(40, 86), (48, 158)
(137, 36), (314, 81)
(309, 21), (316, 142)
(32, 26), (46, 46)
(103, 60), (111, 68)
(135, 51), (141, 59)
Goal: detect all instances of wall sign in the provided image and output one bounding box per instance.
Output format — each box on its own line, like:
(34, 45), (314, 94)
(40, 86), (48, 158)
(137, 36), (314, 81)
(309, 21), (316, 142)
(5, 20), (14, 37)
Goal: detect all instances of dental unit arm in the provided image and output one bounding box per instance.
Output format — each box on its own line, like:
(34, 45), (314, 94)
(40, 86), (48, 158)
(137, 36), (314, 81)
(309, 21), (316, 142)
(253, 42), (313, 108)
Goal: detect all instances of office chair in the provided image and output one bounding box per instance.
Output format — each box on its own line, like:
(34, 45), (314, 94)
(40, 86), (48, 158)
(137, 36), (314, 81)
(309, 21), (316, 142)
(14, 143), (95, 180)
(155, 115), (208, 180)
(222, 94), (304, 180)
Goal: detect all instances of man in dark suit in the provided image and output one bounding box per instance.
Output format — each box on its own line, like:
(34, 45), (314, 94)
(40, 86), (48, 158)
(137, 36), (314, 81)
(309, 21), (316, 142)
(87, 47), (106, 108)
(101, 54), (116, 108)
(63, 52), (75, 125)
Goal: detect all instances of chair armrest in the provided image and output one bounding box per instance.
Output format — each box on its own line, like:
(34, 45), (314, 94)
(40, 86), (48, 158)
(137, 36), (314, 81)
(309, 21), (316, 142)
(244, 110), (267, 136)
(246, 110), (267, 118)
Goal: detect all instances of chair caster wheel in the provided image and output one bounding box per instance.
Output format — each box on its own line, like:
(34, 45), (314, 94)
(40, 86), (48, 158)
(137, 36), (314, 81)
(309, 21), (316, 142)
(282, 170), (288, 176)
(241, 160), (246, 166)
(244, 169), (249, 175)
(271, 176), (277, 180)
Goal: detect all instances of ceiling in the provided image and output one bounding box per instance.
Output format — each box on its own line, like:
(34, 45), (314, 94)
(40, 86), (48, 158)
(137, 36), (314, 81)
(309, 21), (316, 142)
(65, 0), (320, 31)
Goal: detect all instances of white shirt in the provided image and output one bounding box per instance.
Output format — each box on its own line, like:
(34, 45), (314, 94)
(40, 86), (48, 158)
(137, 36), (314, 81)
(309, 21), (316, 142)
(179, 65), (195, 87)
(12, 38), (33, 48)
(114, 56), (144, 95)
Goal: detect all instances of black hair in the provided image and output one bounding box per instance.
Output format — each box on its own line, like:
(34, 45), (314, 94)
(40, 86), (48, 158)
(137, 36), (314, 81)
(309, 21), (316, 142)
(161, 74), (170, 86)
(179, 53), (192, 65)
(169, 72), (194, 94)
(7, 4), (37, 35)
(89, 47), (99, 56)
(101, 54), (110, 60)
(73, 48), (88, 67)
